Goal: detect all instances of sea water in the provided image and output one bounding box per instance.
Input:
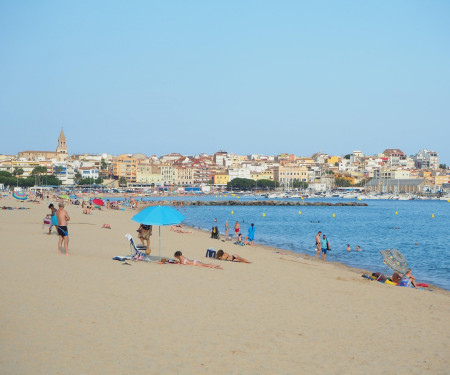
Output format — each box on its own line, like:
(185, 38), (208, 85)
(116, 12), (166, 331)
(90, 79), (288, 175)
(171, 198), (449, 290)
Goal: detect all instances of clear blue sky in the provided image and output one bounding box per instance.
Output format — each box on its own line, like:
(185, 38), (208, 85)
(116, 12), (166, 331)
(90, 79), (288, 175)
(1, 1), (449, 163)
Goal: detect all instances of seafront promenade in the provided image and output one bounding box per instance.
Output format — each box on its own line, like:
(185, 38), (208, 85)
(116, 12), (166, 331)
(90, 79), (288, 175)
(1, 196), (449, 374)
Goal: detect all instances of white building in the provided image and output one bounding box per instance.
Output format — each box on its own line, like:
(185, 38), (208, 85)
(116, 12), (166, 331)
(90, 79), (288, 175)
(415, 149), (439, 170)
(53, 162), (75, 185)
(228, 168), (251, 180)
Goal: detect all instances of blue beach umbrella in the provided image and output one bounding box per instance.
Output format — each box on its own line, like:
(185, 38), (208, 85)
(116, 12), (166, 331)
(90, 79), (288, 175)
(132, 206), (185, 259)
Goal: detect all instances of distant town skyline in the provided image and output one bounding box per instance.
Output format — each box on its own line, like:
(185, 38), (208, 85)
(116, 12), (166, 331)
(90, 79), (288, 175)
(4, 129), (447, 165)
(1, 1), (449, 162)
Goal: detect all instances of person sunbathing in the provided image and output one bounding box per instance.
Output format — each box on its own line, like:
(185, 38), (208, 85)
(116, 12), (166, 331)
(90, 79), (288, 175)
(399, 269), (417, 288)
(173, 251), (222, 269)
(170, 225), (192, 233)
(391, 271), (402, 284)
(216, 249), (251, 263)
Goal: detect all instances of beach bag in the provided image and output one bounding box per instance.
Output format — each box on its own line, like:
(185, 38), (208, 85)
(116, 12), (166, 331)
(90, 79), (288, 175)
(206, 248), (216, 258)
(326, 240), (330, 250)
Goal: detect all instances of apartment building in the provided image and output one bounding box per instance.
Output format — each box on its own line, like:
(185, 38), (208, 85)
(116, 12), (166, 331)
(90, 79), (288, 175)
(213, 172), (229, 186)
(112, 154), (145, 183)
(175, 166), (194, 185)
(136, 164), (163, 185)
(415, 149), (439, 170)
(273, 164), (309, 185)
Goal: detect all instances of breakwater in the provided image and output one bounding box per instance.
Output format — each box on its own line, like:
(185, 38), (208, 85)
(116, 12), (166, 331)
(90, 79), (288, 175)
(179, 200), (367, 207)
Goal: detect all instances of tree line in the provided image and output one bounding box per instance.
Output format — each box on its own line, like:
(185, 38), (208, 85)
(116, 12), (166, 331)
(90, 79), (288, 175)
(0, 166), (103, 188)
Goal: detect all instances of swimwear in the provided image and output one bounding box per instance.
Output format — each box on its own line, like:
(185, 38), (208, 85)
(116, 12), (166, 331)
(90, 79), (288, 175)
(51, 215), (58, 226)
(321, 249), (327, 254)
(57, 226), (68, 237)
(235, 228), (239, 234)
(399, 276), (412, 287)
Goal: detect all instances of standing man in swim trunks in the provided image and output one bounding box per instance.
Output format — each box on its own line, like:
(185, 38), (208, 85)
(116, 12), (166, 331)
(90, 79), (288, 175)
(315, 231), (322, 257)
(56, 201), (70, 255)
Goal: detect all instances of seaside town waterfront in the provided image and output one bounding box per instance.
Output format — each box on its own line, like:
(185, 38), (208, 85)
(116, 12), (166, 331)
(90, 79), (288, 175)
(1, 132), (450, 374)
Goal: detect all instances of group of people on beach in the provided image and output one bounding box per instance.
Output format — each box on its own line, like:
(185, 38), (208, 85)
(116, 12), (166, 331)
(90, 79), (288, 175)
(315, 231), (331, 261)
(48, 202), (71, 255)
(219, 219), (255, 246)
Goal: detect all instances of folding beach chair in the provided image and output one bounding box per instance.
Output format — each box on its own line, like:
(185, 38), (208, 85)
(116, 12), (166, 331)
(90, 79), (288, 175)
(125, 233), (147, 259)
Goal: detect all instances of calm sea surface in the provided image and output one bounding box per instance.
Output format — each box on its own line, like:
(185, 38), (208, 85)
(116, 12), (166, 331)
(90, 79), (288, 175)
(109, 195), (450, 290)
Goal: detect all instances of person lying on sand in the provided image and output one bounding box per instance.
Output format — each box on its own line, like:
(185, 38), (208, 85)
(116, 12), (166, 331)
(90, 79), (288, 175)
(216, 250), (251, 263)
(170, 225), (192, 233)
(174, 251), (222, 269)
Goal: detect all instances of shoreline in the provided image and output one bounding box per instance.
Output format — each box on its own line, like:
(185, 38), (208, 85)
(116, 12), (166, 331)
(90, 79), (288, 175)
(186, 224), (449, 296)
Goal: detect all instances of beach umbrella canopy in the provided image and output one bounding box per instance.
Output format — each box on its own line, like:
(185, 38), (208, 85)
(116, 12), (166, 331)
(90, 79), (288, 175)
(59, 195), (70, 200)
(380, 249), (409, 274)
(12, 191), (27, 200)
(131, 205), (185, 225)
(92, 198), (104, 206)
(131, 206), (185, 259)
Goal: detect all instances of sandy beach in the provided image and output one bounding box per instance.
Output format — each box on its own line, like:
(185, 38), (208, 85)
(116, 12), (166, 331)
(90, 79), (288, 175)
(1, 197), (449, 374)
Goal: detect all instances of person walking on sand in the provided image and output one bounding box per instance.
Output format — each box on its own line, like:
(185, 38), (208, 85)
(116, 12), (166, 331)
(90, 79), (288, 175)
(244, 223), (255, 246)
(315, 231), (322, 257)
(56, 202), (70, 255)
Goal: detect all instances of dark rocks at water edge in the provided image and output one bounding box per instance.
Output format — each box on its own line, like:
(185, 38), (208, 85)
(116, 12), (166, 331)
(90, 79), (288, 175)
(180, 200), (368, 207)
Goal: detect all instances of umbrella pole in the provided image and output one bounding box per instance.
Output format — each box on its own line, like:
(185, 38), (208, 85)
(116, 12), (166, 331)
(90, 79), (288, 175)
(159, 226), (161, 260)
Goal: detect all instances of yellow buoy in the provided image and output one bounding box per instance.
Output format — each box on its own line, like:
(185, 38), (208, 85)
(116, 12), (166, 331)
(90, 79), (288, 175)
(395, 211), (398, 215)
(237, 196), (240, 198)
(262, 213), (266, 217)
(231, 211), (234, 215)
(301, 197), (304, 200)
(332, 213), (336, 218)
(298, 211), (301, 215)
(447, 199), (450, 203)
(358, 198), (361, 201)
(432, 214), (435, 218)
(232, 194), (235, 197)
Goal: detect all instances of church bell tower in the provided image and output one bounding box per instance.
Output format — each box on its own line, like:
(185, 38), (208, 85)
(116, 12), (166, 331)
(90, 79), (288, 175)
(56, 129), (68, 160)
